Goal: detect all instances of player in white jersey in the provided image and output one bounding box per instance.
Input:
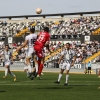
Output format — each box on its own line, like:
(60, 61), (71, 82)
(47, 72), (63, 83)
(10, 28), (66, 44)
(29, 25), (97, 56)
(0, 45), (16, 81)
(17, 27), (37, 76)
(54, 43), (76, 86)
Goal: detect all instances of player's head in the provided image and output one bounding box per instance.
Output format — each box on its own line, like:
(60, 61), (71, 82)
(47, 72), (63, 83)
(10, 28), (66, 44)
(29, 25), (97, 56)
(5, 44), (9, 50)
(43, 27), (49, 33)
(65, 43), (70, 49)
(29, 26), (35, 33)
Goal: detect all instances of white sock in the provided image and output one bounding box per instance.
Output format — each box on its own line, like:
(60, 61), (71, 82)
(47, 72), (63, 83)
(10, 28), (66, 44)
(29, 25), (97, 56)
(9, 72), (15, 77)
(28, 65), (32, 73)
(5, 68), (8, 76)
(65, 75), (69, 84)
(58, 73), (62, 82)
(35, 64), (38, 72)
(26, 70), (29, 76)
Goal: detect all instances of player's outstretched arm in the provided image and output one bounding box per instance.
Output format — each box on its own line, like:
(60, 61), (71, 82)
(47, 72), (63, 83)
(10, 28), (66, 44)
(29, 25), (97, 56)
(0, 52), (4, 57)
(16, 40), (28, 52)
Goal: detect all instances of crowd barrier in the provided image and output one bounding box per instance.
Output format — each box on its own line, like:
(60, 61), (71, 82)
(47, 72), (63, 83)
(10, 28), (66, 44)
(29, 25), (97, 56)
(0, 61), (84, 68)
(45, 62), (85, 69)
(0, 61), (99, 71)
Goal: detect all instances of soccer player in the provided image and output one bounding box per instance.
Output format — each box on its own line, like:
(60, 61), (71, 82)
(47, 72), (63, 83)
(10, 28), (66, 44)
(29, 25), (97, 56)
(54, 43), (76, 86)
(97, 61), (100, 78)
(33, 27), (50, 79)
(0, 45), (16, 81)
(17, 26), (37, 77)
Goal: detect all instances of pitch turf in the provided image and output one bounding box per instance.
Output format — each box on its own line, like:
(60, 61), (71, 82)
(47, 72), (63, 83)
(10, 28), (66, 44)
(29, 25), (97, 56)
(0, 71), (100, 100)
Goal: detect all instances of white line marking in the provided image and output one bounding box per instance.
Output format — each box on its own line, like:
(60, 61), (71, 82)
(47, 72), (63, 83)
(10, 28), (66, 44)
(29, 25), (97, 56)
(0, 80), (99, 83)
(0, 84), (97, 86)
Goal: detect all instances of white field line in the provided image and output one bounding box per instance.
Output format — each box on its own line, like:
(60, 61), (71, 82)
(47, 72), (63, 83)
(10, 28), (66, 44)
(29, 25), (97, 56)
(0, 80), (99, 83)
(0, 80), (99, 84)
(0, 80), (99, 86)
(0, 84), (97, 86)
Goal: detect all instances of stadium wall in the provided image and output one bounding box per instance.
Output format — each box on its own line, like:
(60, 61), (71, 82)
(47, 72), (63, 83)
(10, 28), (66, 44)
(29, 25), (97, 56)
(0, 35), (100, 44)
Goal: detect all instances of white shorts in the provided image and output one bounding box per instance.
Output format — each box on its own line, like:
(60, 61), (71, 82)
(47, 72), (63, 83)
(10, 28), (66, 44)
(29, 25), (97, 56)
(26, 48), (34, 58)
(24, 66), (28, 70)
(60, 62), (70, 70)
(5, 61), (10, 66)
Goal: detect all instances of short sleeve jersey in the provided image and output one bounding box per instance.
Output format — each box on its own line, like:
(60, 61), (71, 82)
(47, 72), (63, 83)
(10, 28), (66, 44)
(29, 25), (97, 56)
(61, 49), (76, 62)
(2, 50), (12, 62)
(25, 34), (37, 48)
(35, 32), (50, 48)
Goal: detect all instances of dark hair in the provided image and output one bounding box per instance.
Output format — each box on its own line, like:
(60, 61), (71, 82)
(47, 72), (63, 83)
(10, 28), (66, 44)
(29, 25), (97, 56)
(66, 43), (70, 46)
(29, 26), (35, 33)
(43, 27), (49, 32)
(5, 44), (10, 49)
(5, 44), (9, 47)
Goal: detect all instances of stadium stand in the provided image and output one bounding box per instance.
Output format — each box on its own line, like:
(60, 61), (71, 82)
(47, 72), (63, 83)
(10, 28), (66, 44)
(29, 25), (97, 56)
(83, 51), (100, 63)
(44, 48), (62, 61)
(0, 13), (100, 67)
(0, 16), (100, 37)
(92, 28), (100, 35)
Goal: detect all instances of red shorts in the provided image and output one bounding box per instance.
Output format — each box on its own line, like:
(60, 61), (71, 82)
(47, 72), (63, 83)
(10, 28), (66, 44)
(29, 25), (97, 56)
(34, 45), (44, 58)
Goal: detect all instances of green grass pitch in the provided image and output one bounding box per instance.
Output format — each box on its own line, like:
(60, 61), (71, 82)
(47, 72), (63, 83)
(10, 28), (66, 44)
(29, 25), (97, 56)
(0, 71), (100, 100)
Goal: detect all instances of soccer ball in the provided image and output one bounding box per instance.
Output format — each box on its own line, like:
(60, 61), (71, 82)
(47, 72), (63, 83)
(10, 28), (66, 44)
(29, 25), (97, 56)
(36, 8), (42, 14)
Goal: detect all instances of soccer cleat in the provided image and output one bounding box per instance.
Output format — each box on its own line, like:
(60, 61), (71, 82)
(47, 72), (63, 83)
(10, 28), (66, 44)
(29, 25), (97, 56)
(3, 76), (7, 78)
(98, 76), (100, 78)
(30, 77), (34, 80)
(54, 81), (60, 84)
(64, 83), (68, 86)
(98, 87), (100, 89)
(14, 76), (16, 82)
(38, 77), (42, 80)
(34, 72), (38, 78)
(37, 75), (39, 78)
(41, 73), (44, 75)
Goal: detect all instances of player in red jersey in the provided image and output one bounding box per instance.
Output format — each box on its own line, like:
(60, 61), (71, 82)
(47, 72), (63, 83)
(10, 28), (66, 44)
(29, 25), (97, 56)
(33, 27), (50, 79)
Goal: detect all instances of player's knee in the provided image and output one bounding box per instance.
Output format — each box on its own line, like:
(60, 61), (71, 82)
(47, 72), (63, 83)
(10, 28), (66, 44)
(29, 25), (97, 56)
(66, 70), (69, 74)
(60, 69), (64, 74)
(5, 65), (9, 68)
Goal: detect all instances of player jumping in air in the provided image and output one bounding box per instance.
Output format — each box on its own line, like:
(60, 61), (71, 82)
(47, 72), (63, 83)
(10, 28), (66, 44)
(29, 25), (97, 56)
(32, 27), (51, 80)
(17, 26), (37, 77)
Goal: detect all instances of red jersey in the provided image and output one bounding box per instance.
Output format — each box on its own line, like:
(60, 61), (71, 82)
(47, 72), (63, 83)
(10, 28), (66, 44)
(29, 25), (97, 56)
(35, 31), (50, 48)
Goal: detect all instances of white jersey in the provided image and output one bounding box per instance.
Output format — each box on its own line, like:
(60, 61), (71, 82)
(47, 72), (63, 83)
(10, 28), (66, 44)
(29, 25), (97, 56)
(25, 34), (37, 48)
(1, 50), (12, 62)
(61, 49), (76, 63)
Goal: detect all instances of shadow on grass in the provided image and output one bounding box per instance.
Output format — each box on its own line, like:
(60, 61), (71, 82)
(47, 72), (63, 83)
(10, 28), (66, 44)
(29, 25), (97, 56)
(0, 91), (6, 92)
(37, 84), (95, 89)
(37, 86), (73, 89)
(69, 84), (96, 86)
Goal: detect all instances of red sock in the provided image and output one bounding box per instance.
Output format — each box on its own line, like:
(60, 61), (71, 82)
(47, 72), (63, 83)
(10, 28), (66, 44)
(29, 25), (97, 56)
(38, 64), (43, 76)
(38, 60), (41, 67)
